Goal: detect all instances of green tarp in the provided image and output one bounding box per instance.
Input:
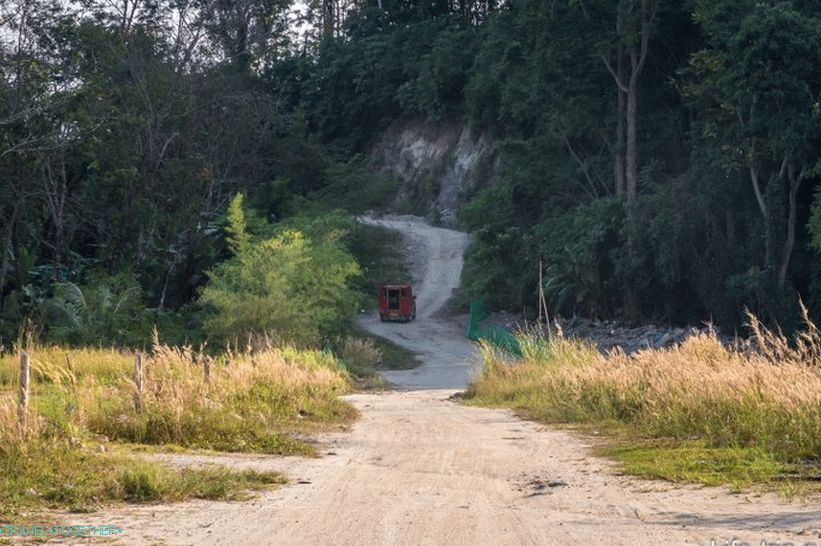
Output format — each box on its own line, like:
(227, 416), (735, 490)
(465, 299), (522, 357)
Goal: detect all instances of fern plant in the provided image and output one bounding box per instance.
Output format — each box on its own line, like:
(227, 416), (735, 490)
(40, 279), (143, 345)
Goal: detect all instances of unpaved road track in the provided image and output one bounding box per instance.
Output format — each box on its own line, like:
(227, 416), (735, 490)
(356, 215), (474, 389)
(70, 216), (820, 545)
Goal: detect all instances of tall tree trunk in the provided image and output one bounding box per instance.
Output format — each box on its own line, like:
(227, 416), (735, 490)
(749, 165), (768, 219)
(43, 159), (68, 271)
(597, 0), (659, 320)
(625, 67), (639, 204)
(778, 163), (803, 289)
(323, 0), (335, 38)
(11, 199), (25, 290)
(614, 46), (626, 196)
(1, 203), (20, 296)
(602, 2), (657, 200)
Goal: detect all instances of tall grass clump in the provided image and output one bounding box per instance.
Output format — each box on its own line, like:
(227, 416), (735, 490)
(466, 310), (821, 485)
(0, 337), (355, 517)
(0, 336), (356, 456)
(333, 336), (389, 389)
(0, 345), (131, 386)
(82, 336), (356, 454)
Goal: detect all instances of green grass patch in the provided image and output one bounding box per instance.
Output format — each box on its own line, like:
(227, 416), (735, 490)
(598, 440), (816, 493)
(0, 441), (286, 520)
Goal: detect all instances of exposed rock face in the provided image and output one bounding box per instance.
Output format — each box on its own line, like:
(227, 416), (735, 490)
(371, 121), (496, 226)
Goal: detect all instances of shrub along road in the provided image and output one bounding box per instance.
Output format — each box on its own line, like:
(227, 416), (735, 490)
(70, 217), (820, 545)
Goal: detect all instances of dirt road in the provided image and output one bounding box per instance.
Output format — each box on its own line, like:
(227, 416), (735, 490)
(72, 216), (820, 545)
(356, 215), (474, 389)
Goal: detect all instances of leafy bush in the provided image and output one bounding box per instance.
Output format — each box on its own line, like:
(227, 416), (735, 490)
(200, 226), (361, 346)
(336, 336), (383, 376)
(536, 198), (624, 318)
(313, 159), (401, 215)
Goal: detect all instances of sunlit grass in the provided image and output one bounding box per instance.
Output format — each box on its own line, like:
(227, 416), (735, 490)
(599, 441), (800, 492)
(465, 309), (821, 492)
(0, 335), (356, 517)
(0, 345), (131, 387)
(0, 440), (286, 520)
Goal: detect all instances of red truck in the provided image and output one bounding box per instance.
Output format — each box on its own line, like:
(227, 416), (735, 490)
(378, 284), (416, 322)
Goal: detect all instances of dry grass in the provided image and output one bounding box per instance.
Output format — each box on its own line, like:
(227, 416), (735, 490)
(0, 345), (131, 386)
(1, 335), (354, 446)
(338, 337), (384, 370)
(335, 336), (387, 389)
(466, 311), (821, 489)
(0, 336), (356, 518)
(81, 337), (355, 453)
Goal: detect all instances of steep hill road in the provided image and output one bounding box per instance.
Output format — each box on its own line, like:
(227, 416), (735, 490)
(356, 215), (474, 389)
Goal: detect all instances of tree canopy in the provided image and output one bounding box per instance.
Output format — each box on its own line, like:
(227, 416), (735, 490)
(3, 0), (821, 344)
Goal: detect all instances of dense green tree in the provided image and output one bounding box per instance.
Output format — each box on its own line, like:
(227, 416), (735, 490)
(225, 193), (252, 256)
(4, 0), (821, 343)
(200, 227), (361, 346)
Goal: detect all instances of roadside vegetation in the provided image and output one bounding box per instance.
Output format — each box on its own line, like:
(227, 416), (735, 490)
(0, 337), (355, 519)
(0, 192), (411, 518)
(465, 311), (821, 493)
(200, 202), (363, 348)
(0, 191), (413, 519)
(1, 442), (286, 521)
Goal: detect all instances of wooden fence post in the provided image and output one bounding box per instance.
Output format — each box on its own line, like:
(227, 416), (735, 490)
(133, 352), (143, 413)
(18, 351), (30, 439)
(538, 259), (553, 341)
(203, 355), (211, 384)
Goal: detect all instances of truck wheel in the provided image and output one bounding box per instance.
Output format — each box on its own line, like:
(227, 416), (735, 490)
(379, 314), (387, 322)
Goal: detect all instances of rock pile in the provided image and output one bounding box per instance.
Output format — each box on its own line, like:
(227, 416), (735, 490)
(555, 318), (736, 354)
(482, 313), (739, 355)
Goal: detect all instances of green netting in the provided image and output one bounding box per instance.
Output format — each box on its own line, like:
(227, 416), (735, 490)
(466, 299), (522, 357)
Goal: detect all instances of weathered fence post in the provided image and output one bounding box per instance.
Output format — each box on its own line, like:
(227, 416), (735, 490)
(203, 355), (211, 384)
(537, 259), (553, 341)
(133, 352), (143, 413)
(18, 351), (30, 439)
